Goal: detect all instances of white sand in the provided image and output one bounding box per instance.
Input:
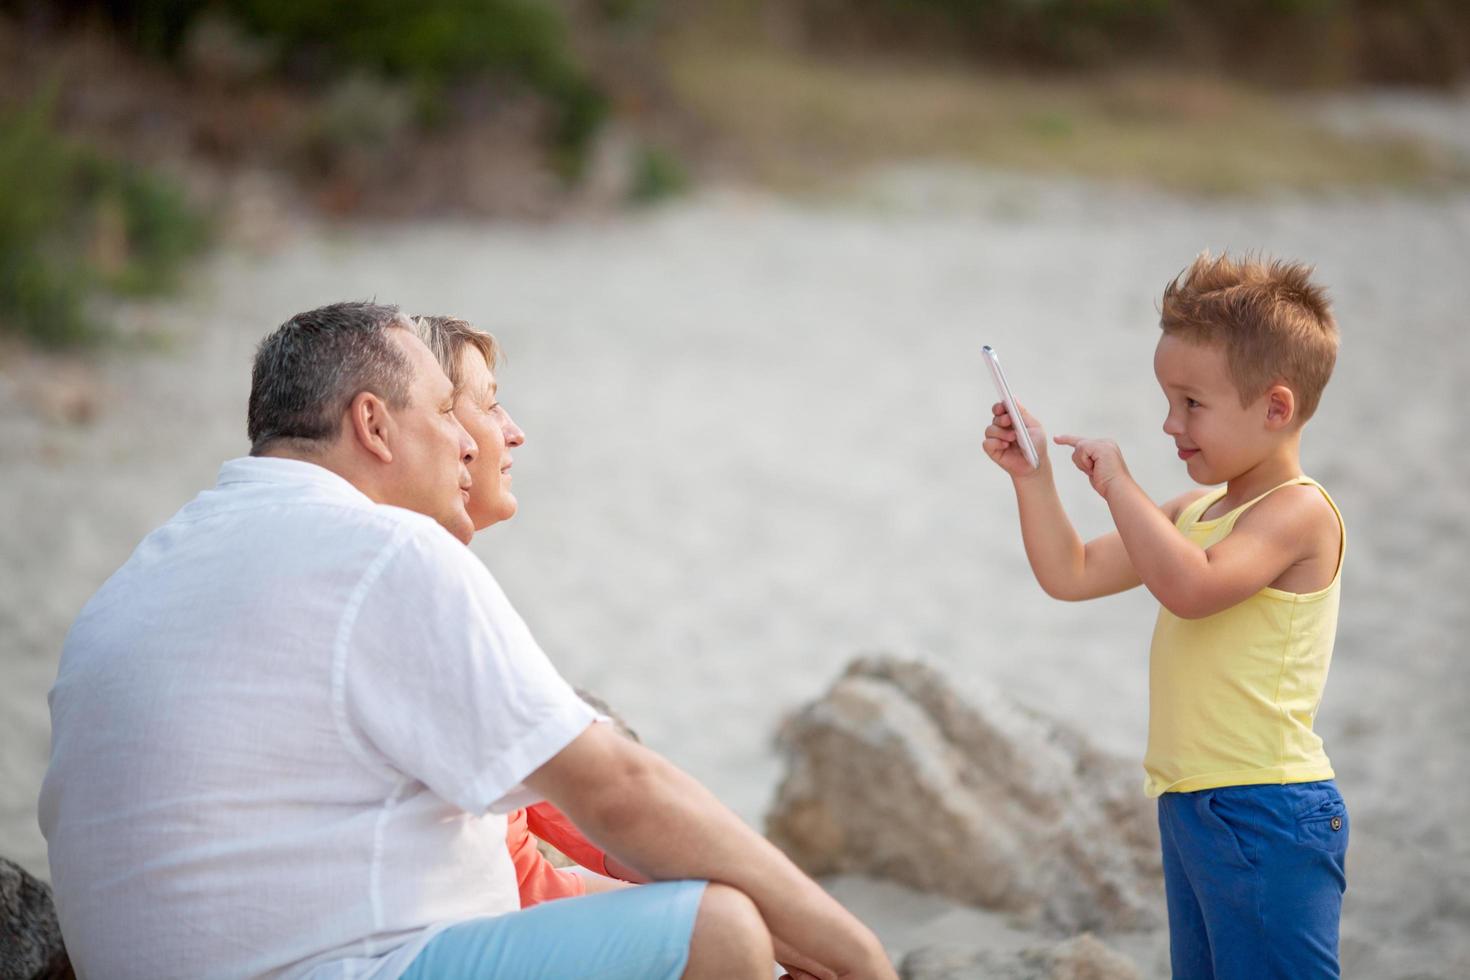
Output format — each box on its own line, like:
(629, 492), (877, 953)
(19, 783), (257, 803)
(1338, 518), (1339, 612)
(2, 168), (1467, 977)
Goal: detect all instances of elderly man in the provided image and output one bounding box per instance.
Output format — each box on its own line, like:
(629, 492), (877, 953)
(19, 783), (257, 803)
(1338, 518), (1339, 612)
(39, 302), (895, 980)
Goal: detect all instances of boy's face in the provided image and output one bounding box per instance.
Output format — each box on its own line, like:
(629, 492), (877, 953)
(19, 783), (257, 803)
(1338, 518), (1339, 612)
(1153, 333), (1281, 486)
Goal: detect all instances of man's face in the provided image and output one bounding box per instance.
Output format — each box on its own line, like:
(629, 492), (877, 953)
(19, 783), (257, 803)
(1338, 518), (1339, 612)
(383, 327), (478, 542)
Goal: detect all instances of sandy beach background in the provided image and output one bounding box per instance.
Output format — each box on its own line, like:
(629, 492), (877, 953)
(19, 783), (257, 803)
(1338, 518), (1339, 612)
(2, 165), (1467, 976)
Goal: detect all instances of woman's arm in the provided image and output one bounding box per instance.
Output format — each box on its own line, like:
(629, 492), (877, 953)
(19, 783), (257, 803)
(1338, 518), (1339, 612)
(525, 800), (607, 876)
(507, 807), (588, 906)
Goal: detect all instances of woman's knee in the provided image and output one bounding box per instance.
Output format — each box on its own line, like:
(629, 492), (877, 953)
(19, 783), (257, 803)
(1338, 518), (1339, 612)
(682, 883), (772, 980)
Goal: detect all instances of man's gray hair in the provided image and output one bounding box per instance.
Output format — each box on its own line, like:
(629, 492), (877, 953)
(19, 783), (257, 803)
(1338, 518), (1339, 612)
(248, 301), (415, 456)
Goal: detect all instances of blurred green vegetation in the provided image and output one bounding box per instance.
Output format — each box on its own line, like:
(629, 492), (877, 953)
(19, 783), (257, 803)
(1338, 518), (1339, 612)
(0, 0), (1460, 353)
(62, 0), (609, 176)
(786, 0), (1470, 86)
(628, 143), (690, 205)
(0, 90), (209, 347)
(667, 45), (1470, 195)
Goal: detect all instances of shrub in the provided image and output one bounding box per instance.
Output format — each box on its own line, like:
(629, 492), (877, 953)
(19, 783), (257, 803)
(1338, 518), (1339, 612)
(51, 0), (610, 176)
(628, 142), (690, 205)
(0, 91), (210, 346)
(788, 0), (1470, 86)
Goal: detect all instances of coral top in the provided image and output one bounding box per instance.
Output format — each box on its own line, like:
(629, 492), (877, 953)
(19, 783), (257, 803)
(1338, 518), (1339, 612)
(507, 803), (615, 906)
(1144, 477), (1345, 798)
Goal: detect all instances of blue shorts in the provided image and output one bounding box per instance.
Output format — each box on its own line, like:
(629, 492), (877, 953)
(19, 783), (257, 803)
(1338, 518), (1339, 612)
(1158, 780), (1349, 980)
(401, 880), (707, 980)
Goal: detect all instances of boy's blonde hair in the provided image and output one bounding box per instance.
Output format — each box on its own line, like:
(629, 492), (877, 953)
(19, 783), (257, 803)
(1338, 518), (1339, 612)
(411, 314), (502, 394)
(1160, 252), (1338, 422)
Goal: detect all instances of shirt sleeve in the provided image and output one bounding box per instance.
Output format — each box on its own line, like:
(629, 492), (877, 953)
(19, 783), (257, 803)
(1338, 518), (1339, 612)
(525, 800), (614, 878)
(507, 807), (588, 907)
(341, 521), (596, 815)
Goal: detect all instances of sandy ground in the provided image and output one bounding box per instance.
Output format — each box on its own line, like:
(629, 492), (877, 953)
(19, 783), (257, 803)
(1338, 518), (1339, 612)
(2, 167), (1467, 977)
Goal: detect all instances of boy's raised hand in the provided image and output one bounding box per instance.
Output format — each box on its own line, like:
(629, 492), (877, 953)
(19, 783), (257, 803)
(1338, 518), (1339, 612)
(1053, 434), (1132, 498)
(984, 401), (1046, 477)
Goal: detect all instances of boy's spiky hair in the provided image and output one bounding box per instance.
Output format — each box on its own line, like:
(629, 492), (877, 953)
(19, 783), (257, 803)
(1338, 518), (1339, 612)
(1160, 252), (1339, 422)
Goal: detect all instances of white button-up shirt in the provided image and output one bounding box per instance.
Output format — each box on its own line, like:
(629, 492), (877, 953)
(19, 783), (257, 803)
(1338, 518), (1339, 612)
(40, 457), (596, 980)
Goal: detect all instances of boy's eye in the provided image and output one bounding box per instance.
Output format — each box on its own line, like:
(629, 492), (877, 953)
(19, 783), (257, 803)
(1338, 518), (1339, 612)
(1186, 398), (1201, 409)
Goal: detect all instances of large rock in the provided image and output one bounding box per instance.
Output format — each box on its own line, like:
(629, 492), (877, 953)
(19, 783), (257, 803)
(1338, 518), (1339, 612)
(901, 934), (1141, 980)
(0, 858), (65, 980)
(767, 658), (1161, 932)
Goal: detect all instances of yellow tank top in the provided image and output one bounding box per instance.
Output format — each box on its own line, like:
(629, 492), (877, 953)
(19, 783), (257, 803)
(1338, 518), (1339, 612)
(1143, 476), (1345, 798)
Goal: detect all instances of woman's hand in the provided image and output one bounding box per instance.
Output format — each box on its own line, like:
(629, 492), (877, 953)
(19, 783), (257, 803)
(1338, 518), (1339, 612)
(779, 968), (827, 980)
(773, 936), (837, 980)
(983, 401), (1046, 478)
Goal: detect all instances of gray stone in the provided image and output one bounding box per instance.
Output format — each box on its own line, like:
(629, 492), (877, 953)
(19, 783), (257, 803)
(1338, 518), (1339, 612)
(0, 858), (65, 980)
(767, 657), (1162, 932)
(901, 934), (1141, 980)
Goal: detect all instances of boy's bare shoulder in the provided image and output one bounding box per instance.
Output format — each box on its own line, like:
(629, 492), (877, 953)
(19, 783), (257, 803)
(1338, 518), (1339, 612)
(1236, 483), (1342, 552)
(1248, 482), (1337, 522)
(1234, 483), (1343, 591)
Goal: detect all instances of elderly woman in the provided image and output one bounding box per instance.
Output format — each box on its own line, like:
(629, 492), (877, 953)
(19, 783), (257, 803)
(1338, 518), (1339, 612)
(411, 314), (644, 905)
(408, 315), (834, 980)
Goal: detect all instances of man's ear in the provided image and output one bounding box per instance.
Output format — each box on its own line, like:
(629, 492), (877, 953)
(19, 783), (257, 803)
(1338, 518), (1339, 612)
(1263, 383), (1296, 430)
(347, 391), (395, 463)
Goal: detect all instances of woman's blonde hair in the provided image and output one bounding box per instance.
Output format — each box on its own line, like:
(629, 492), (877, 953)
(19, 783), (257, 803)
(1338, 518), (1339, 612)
(410, 314), (502, 393)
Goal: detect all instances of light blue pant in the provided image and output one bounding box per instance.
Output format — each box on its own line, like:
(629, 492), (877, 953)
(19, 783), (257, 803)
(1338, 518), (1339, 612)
(1159, 781), (1349, 979)
(401, 880), (707, 980)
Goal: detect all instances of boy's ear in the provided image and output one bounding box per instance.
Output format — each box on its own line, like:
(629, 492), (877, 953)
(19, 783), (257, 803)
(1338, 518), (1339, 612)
(347, 390), (395, 464)
(1263, 383), (1296, 430)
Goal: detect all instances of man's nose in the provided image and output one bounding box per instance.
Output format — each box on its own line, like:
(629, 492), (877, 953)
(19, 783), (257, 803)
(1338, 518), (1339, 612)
(457, 418), (478, 463)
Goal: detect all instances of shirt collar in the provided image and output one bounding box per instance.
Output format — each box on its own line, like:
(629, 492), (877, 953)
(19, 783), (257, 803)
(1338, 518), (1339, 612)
(215, 456), (375, 506)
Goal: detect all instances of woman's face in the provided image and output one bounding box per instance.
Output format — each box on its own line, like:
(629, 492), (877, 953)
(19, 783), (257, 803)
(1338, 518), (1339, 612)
(453, 346), (525, 531)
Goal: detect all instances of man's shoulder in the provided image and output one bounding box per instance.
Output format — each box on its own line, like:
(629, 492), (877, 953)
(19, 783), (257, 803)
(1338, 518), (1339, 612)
(361, 500), (455, 541)
(367, 505), (495, 594)
(248, 489), (454, 550)
(372, 504), (472, 557)
(162, 487), (473, 591)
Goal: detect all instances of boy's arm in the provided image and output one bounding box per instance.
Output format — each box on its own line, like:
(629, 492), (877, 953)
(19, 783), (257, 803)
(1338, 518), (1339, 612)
(1056, 435), (1323, 619)
(986, 401), (1142, 600)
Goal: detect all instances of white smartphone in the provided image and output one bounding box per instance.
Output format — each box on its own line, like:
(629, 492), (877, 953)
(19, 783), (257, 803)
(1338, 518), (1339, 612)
(982, 345), (1039, 470)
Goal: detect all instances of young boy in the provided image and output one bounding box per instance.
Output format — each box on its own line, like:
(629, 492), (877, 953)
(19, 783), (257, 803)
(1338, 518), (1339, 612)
(984, 253), (1348, 979)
